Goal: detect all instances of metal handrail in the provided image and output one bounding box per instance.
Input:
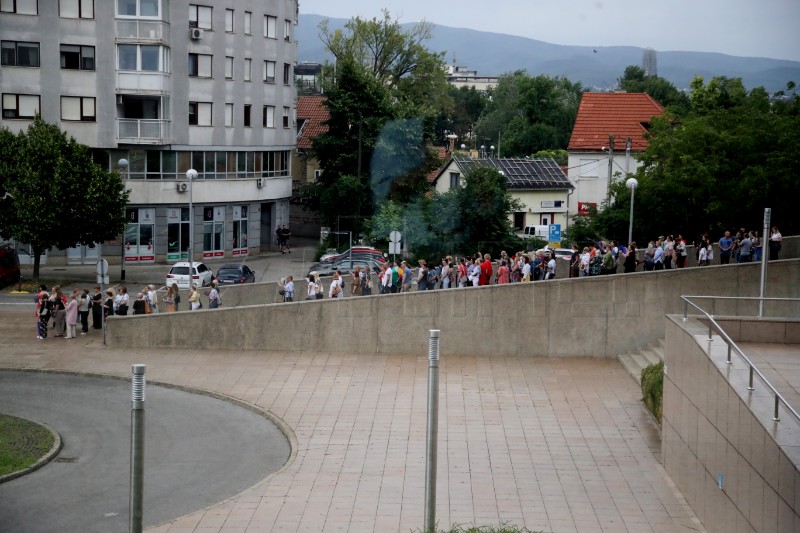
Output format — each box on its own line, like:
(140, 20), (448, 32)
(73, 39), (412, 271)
(680, 295), (800, 425)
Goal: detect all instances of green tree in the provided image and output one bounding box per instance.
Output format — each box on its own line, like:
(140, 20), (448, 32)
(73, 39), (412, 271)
(592, 76), (800, 243)
(435, 85), (489, 147)
(476, 71), (582, 156)
(457, 167), (522, 256)
(0, 117), (129, 278)
(618, 65), (691, 115)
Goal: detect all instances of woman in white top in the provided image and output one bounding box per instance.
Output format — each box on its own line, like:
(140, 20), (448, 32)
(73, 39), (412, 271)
(546, 255), (557, 279)
(440, 259), (451, 289)
(769, 226), (782, 260)
(307, 274), (317, 300)
(189, 284), (201, 310)
(329, 272), (344, 299)
(521, 256), (532, 282)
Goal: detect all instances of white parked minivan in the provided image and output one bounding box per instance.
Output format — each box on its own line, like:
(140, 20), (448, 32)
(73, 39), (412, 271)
(518, 225), (549, 239)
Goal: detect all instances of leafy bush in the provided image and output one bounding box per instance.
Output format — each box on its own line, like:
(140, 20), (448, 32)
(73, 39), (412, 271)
(641, 361), (664, 423)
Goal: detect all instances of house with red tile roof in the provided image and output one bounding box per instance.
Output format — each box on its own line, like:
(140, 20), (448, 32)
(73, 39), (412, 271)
(567, 92), (664, 215)
(293, 95), (329, 187)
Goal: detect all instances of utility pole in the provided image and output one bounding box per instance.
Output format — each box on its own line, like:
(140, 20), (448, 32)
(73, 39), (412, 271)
(606, 134), (615, 204)
(625, 136), (631, 178)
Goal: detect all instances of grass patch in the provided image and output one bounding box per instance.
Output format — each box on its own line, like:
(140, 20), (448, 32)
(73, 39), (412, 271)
(0, 413), (55, 477)
(641, 360), (664, 423)
(413, 524), (542, 533)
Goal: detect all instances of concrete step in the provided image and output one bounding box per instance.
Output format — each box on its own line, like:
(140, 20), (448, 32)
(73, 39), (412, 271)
(618, 339), (665, 385)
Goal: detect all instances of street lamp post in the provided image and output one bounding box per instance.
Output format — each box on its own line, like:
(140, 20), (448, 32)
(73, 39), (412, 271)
(626, 177), (638, 245)
(117, 158), (129, 281)
(186, 169), (197, 264)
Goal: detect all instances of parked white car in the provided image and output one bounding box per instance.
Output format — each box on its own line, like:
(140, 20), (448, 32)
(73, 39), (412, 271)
(166, 261), (213, 289)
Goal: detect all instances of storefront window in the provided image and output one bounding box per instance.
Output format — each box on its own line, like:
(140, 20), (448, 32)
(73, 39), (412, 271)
(124, 208), (155, 262)
(232, 205), (248, 256)
(203, 206), (224, 258)
(166, 207), (189, 261)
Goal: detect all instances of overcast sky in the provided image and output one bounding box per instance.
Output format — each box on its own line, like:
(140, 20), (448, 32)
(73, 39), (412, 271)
(300, 0), (800, 62)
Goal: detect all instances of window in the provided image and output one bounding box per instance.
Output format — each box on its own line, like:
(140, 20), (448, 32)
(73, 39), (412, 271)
(61, 96), (95, 121)
(60, 0), (93, 18)
(118, 44), (167, 72)
(263, 60), (275, 83)
(283, 63), (291, 85)
(1, 41), (40, 67)
(262, 105), (274, 128)
(243, 58), (251, 81)
(60, 44), (95, 70)
(0, 0), (37, 14)
(284, 19), (291, 42)
(243, 104), (251, 127)
(264, 15), (276, 38)
(188, 53), (211, 77)
(224, 103), (233, 127)
(225, 8), (233, 32)
(282, 106), (290, 128)
(117, 0), (158, 18)
(224, 56), (233, 79)
(244, 11), (251, 35)
(2, 94), (39, 119)
(188, 4), (211, 29)
(189, 101), (212, 126)
(449, 172), (460, 190)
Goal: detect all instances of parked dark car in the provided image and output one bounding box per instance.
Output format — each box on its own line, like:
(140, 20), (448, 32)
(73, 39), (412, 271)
(215, 264), (256, 284)
(310, 258), (383, 278)
(309, 252), (387, 271)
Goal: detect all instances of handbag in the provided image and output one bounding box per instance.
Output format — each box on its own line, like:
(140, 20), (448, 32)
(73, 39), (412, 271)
(279, 289), (285, 296)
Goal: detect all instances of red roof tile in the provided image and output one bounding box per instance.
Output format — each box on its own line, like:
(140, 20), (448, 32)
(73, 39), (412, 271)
(568, 92), (664, 152)
(427, 147), (450, 183)
(296, 95), (329, 150)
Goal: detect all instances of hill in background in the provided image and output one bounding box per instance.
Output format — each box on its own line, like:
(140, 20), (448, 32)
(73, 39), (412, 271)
(297, 14), (800, 92)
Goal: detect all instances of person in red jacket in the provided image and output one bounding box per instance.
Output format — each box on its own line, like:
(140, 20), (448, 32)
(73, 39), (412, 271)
(479, 253), (493, 286)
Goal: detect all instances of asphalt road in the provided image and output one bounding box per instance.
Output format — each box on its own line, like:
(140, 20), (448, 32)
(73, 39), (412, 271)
(0, 371), (290, 533)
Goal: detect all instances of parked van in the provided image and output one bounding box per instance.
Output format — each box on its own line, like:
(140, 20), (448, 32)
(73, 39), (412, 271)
(0, 245), (21, 289)
(518, 225), (549, 240)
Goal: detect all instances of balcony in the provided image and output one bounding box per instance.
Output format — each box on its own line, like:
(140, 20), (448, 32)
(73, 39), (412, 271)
(115, 20), (170, 43)
(117, 119), (170, 145)
(117, 71), (170, 94)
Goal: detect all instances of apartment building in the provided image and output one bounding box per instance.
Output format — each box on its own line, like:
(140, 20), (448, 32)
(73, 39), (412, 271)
(0, 0), (297, 265)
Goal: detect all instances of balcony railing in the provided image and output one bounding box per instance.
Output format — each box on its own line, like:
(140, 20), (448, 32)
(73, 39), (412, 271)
(117, 119), (170, 145)
(115, 19), (170, 42)
(117, 71), (170, 94)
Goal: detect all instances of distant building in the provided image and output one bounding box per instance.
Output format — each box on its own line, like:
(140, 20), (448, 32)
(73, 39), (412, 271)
(290, 95), (328, 237)
(295, 62), (323, 95)
(432, 156), (573, 230)
(567, 92), (664, 215)
(447, 64), (498, 92)
(642, 48), (657, 77)
(0, 0), (298, 265)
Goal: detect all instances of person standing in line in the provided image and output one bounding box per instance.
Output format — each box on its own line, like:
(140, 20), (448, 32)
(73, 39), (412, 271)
(147, 285), (159, 313)
(208, 281), (221, 308)
(675, 235), (687, 268)
(163, 286), (175, 312)
(479, 254), (493, 286)
(718, 231), (734, 264)
(189, 284), (201, 310)
(51, 287), (67, 337)
(737, 232), (753, 263)
(329, 272), (344, 299)
(78, 288), (91, 335)
(37, 291), (51, 340)
(401, 261), (413, 292)
(545, 252), (557, 280)
(91, 286), (103, 329)
(653, 239), (665, 270)
(417, 260), (428, 291)
(440, 258), (451, 289)
(64, 292), (79, 339)
(769, 226), (782, 260)
(171, 283), (181, 311)
(277, 277), (293, 302)
(522, 255), (532, 282)
(132, 293), (147, 315)
(624, 242), (639, 273)
(496, 260), (510, 284)
(307, 273), (318, 300)
(752, 231), (763, 262)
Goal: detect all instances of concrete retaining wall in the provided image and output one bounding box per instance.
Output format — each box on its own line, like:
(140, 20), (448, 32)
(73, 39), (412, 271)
(662, 316), (800, 532)
(107, 259), (800, 356)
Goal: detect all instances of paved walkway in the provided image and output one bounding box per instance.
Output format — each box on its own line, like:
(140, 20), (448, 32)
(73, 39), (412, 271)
(0, 305), (703, 532)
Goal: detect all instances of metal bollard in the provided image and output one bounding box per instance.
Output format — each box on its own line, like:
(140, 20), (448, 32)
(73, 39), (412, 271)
(424, 330), (440, 533)
(130, 364), (146, 533)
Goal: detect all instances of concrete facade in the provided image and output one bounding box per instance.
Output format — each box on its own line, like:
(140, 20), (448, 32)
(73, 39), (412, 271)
(107, 259), (800, 356)
(0, 0), (297, 264)
(662, 316), (800, 532)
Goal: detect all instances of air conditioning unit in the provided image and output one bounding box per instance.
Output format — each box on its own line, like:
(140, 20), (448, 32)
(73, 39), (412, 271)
(189, 28), (203, 40)
(256, 178), (265, 188)
(177, 182), (189, 193)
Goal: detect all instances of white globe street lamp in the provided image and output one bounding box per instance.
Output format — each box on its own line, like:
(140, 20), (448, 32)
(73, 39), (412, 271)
(626, 177), (639, 246)
(186, 169), (198, 264)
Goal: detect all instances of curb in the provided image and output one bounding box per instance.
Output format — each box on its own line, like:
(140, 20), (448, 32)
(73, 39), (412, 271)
(0, 416), (63, 484)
